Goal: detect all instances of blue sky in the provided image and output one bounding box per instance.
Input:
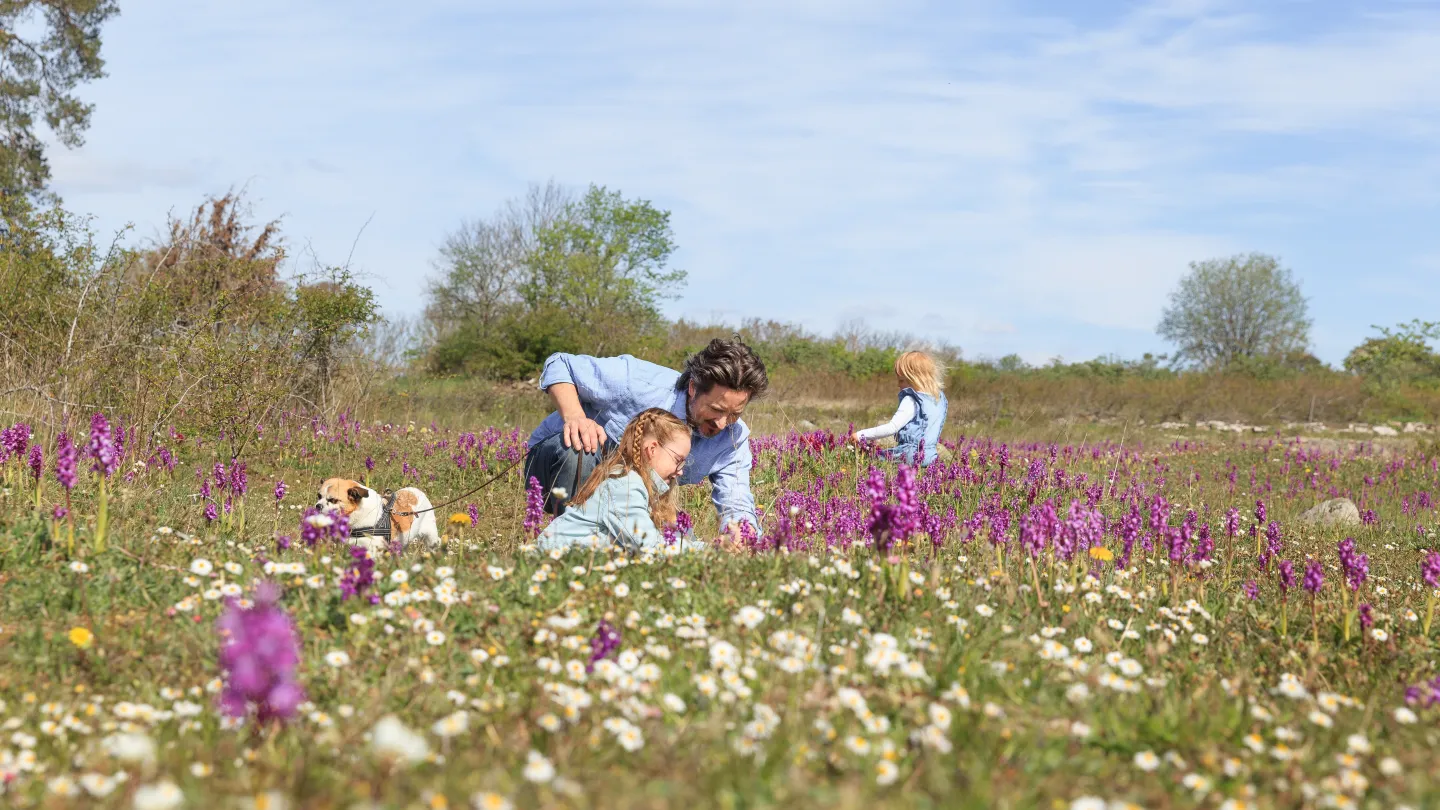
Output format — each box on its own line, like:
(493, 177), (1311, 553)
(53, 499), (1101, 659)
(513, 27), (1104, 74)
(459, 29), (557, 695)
(49, 0), (1440, 365)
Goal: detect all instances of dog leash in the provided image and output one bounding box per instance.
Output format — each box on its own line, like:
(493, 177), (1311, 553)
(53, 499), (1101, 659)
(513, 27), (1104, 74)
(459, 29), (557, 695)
(383, 456), (527, 519)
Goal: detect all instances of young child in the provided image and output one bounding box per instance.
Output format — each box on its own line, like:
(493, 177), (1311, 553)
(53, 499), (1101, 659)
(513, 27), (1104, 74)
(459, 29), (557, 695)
(538, 408), (700, 553)
(848, 350), (949, 466)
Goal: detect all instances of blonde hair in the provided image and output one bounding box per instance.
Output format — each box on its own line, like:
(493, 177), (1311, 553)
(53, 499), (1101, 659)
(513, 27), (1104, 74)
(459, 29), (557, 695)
(895, 351), (944, 399)
(568, 408), (688, 528)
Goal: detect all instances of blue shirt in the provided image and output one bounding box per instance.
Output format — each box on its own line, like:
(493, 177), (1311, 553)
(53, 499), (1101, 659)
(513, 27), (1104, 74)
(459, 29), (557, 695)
(529, 353), (759, 529)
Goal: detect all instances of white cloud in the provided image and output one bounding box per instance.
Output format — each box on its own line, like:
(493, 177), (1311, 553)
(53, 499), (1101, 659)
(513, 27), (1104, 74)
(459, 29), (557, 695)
(44, 0), (1440, 363)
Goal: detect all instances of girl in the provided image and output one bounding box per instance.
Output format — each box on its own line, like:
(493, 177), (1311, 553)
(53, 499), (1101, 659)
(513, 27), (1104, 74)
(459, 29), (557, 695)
(538, 408), (701, 553)
(848, 351), (949, 466)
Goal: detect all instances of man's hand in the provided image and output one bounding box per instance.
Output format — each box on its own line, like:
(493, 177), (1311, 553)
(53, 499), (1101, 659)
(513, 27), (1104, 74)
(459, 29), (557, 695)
(548, 382), (607, 454)
(719, 520), (746, 552)
(563, 416), (608, 455)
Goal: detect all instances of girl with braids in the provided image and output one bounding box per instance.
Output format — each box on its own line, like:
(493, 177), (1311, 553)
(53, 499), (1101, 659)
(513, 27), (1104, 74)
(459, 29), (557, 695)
(538, 408), (702, 553)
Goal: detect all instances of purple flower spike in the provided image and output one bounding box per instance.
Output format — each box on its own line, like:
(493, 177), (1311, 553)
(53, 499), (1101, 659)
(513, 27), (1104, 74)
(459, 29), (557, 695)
(216, 584), (305, 724)
(587, 619), (621, 672)
(87, 413), (119, 478)
(524, 476), (545, 538)
(1302, 560), (1324, 595)
(54, 432), (78, 490)
(1421, 552), (1440, 590)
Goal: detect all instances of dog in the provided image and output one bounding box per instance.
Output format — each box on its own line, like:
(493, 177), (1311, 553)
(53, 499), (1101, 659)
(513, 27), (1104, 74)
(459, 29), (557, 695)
(314, 478), (441, 552)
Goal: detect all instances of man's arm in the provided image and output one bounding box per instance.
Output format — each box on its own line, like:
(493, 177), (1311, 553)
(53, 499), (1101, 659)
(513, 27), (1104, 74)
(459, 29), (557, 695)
(539, 353), (634, 453)
(709, 437), (759, 534)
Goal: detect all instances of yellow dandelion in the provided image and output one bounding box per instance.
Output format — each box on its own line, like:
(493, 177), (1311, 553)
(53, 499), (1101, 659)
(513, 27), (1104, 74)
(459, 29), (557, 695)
(1089, 547), (1114, 562)
(68, 627), (94, 650)
(449, 513), (471, 526)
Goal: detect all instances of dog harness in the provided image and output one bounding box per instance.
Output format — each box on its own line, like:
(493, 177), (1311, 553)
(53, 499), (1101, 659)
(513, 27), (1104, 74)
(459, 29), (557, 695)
(349, 490), (398, 539)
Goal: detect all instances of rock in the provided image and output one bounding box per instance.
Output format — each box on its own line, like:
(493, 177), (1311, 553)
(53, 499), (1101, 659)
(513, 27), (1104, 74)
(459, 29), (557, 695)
(798, 420), (817, 431)
(1372, 425), (1398, 437)
(1157, 421), (1188, 430)
(1298, 498), (1361, 528)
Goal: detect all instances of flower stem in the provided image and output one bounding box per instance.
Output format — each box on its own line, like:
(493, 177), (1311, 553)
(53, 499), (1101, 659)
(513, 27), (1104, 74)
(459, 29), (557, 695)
(94, 476), (108, 554)
(1424, 592), (1436, 637)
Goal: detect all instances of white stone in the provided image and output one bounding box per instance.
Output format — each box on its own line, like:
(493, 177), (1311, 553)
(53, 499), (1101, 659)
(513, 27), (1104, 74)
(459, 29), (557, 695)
(1298, 498), (1361, 528)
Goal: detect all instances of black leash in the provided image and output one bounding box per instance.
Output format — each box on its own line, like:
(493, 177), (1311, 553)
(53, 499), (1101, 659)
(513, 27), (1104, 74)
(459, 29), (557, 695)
(382, 456), (526, 520)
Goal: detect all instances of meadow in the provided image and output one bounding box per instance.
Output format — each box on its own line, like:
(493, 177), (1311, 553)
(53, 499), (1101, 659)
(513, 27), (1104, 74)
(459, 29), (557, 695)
(1, 407), (1439, 810)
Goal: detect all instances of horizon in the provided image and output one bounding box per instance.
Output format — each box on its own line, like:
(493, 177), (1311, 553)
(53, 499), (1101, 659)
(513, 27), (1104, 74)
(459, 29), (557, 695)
(47, 0), (1440, 367)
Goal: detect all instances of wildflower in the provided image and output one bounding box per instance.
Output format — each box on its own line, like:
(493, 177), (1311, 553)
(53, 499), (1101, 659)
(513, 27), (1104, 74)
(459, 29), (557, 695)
(324, 651), (351, 668)
(371, 715), (429, 764)
(522, 750), (556, 783)
(1133, 750), (1160, 771)
(1393, 707), (1418, 724)
(426, 631), (447, 646)
(432, 711), (469, 738)
(132, 781), (185, 810)
(1303, 560), (1324, 594)
(1371, 628), (1389, 642)
(524, 477), (546, 537)
(1088, 546), (1113, 562)
(472, 793), (513, 810)
(1070, 799), (1107, 810)
(733, 606), (765, 629)
(101, 731), (156, 764)
(875, 760), (899, 785)
(1242, 581), (1259, 600)
(87, 412), (119, 477)
(68, 626), (94, 650)
(216, 582), (306, 723)
(54, 431), (78, 490)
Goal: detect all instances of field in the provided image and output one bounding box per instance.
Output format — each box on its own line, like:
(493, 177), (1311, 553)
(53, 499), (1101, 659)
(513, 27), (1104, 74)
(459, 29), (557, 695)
(2, 409), (1440, 810)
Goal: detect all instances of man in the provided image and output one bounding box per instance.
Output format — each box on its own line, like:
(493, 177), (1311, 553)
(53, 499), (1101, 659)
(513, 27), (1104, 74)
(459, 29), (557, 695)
(524, 337), (768, 538)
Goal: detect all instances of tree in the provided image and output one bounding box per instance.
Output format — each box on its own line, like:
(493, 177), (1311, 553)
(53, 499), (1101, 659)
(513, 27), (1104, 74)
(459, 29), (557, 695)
(1156, 252), (1311, 370)
(425, 181), (571, 334)
(424, 182), (686, 378)
(0, 0), (119, 199)
(522, 184), (684, 355)
(1344, 320), (1440, 388)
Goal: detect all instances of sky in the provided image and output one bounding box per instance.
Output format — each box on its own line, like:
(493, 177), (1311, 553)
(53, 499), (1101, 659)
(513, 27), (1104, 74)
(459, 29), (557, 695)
(47, 0), (1440, 366)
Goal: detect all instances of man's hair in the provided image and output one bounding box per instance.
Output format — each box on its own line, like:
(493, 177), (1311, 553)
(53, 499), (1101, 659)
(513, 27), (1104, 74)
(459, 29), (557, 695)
(677, 336), (769, 399)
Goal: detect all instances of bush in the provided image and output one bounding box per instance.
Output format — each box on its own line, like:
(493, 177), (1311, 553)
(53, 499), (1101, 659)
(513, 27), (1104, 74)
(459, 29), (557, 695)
(0, 193), (377, 456)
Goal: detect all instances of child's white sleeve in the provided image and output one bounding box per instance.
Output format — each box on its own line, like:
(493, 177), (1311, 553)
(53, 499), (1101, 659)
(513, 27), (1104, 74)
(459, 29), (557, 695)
(854, 397), (916, 440)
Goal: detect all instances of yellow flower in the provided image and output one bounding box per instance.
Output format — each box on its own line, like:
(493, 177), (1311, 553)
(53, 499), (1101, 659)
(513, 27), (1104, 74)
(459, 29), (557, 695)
(68, 627), (94, 650)
(448, 513), (471, 526)
(1088, 547), (1114, 562)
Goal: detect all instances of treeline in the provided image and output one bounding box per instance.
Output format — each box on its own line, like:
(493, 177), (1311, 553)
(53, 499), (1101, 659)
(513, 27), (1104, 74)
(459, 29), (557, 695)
(1, 193), (380, 455)
(415, 183), (1440, 424)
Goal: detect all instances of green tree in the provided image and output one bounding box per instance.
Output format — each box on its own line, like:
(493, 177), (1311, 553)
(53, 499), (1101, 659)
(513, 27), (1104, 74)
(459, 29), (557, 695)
(425, 183), (686, 378)
(1344, 320), (1440, 388)
(0, 0), (119, 199)
(523, 184), (683, 356)
(1157, 252), (1311, 370)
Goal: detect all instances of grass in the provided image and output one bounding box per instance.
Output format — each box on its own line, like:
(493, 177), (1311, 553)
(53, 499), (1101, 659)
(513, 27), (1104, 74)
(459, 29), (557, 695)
(1, 410), (1439, 809)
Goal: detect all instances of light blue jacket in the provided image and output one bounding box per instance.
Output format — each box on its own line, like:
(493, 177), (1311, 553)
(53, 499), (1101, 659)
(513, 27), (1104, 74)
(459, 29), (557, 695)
(529, 353), (759, 529)
(889, 387), (948, 466)
(537, 468), (704, 553)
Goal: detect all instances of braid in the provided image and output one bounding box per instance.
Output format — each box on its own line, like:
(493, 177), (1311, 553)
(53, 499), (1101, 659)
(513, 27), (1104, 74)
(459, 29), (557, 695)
(567, 408), (686, 527)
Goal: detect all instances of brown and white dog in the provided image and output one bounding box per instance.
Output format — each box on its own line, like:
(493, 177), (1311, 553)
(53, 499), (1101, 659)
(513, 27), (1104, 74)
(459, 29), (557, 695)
(315, 478), (441, 552)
